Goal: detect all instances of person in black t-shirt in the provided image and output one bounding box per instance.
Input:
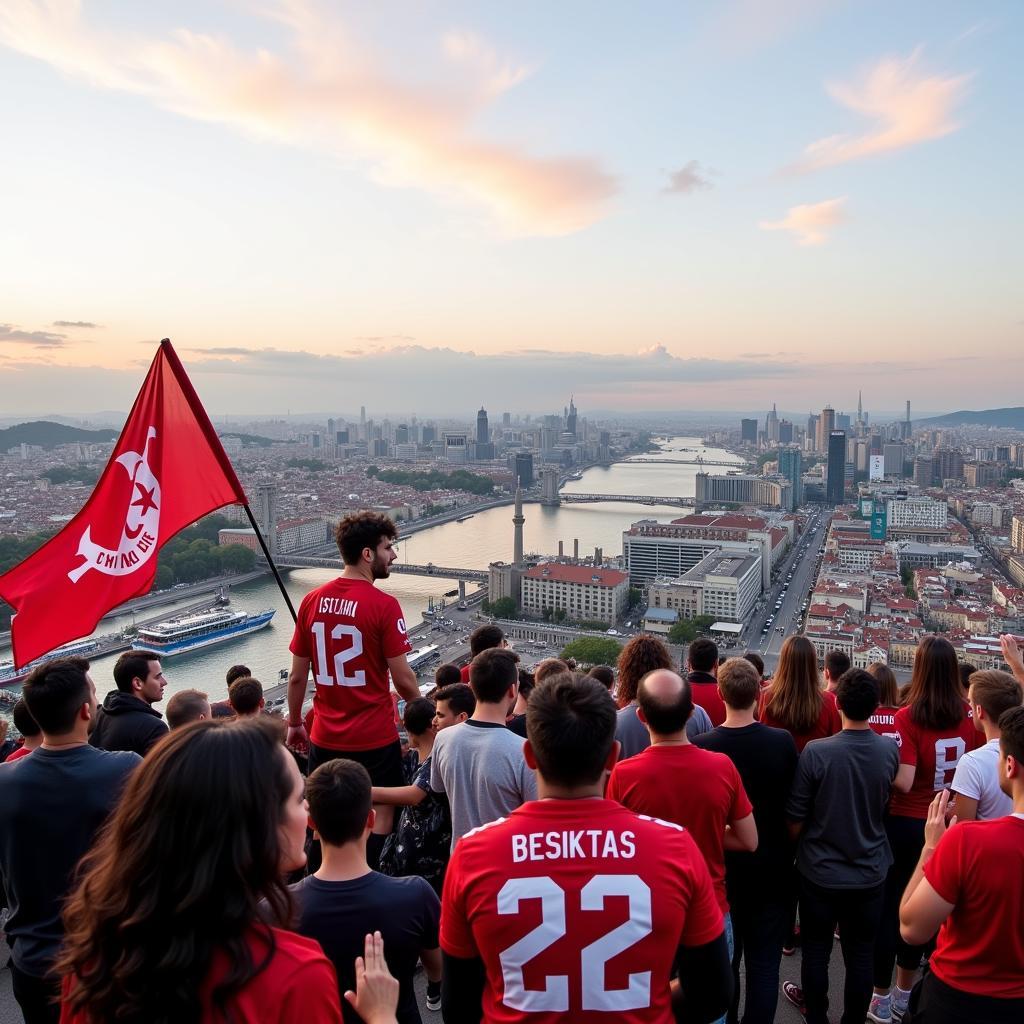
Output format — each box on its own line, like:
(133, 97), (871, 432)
(694, 656), (798, 1024)
(292, 758), (441, 1023)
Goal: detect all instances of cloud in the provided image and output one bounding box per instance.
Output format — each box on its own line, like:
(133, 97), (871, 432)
(52, 319), (100, 328)
(794, 49), (971, 171)
(663, 161), (713, 195)
(0, 323), (66, 347)
(760, 197), (847, 245)
(698, 0), (841, 58)
(0, 1), (615, 236)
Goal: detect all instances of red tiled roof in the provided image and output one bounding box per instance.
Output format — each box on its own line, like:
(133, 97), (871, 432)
(525, 563), (627, 587)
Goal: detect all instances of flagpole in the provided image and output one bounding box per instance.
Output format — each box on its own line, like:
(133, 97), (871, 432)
(243, 504), (298, 623)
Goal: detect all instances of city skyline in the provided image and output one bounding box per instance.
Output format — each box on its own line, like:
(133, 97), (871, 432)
(1, 1), (1021, 414)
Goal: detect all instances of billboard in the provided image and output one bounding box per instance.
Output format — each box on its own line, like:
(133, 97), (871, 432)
(869, 454), (884, 481)
(870, 507), (888, 540)
(859, 497), (873, 519)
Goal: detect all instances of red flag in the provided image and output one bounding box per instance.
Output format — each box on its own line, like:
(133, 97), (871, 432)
(0, 339), (247, 668)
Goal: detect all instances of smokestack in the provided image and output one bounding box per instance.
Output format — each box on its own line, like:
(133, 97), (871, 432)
(595, 546), (602, 563)
(573, 538), (579, 561)
(558, 540), (564, 557)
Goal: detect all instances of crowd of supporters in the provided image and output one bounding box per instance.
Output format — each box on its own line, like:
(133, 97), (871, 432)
(1, 509), (1023, 1023)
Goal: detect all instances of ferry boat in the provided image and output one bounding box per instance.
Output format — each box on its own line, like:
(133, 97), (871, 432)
(0, 638), (100, 688)
(136, 607), (275, 657)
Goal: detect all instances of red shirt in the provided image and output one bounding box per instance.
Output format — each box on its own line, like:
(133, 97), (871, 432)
(924, 815), (1024, 999)
(889, 703), (980, 819)
(440, 798), (722, 1024)
(4, 745), (32, 763)
(689, 676), (726, 727)
(61, 927), (340, 1022)
(867, 706), (900, 744)
(607, 744), (753, 912)
(460, 663), (472, 683)
(290, 577), (412, 751)
(758, 688), (842, 753)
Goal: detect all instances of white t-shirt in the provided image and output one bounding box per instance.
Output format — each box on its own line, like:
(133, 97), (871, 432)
(951, 737), (1012, 820)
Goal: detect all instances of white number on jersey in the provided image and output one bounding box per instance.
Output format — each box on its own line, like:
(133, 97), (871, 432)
(311, 621), (367, 687)
(933, 737), (966, 790)
(497, 874), (653, 1013)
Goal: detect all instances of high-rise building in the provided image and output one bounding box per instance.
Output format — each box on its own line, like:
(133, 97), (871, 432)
(818, 406), (836, 453)
(778, 448), (803, 510)
(933, 448), (964, 484)
(765, 404), (780, 444)
(502, 412), (511, 427)
(514, 451), (534, 488)
(901, 400), (912, 440)
(395, 423), (409, 444)
(778, 419), (794, 444)
(740, 418), (758, 444)
(476, 407), (489, 444)
(807, 414), (819, 450)
(826, 430), (846, 504)
(913, 456), (933, 488)
(836, 412), (851, 431)
(335, 428), (349, 445)
(421, 425), (436, 444)
(883, 443), (905, 477)
(566, 397), (578, 438)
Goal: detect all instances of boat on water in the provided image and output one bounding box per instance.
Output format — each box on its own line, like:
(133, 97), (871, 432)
(456, 514), (474, 523)
(136, 607), (275, 657)
(0, 638), (101, 688)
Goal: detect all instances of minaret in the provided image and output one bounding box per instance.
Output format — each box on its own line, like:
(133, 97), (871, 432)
(512, 486), (525, 565)
(857, 390), (863, 423)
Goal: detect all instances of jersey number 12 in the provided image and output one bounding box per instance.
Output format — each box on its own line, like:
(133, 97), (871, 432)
(311, 621), (366, 687)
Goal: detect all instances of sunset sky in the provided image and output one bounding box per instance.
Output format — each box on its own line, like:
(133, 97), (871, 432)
(0, 1), (1020, 418)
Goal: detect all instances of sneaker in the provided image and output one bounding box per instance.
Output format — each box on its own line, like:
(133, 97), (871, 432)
(891, 993), (911, 1023)
(426, 980), (441, 1012)
(782, 981), (806, 1016)
(866, 994), (892, 1023)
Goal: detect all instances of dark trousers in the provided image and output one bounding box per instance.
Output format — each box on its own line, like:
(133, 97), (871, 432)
(10, 964), (61, 1024)
(728, 893), (789, 1024)
(799, 875), (885, 1024)
(874, 815), (930, 989)
(905, 970), (1024, 1024)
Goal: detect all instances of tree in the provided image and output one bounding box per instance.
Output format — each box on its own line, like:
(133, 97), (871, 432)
(627, 587), (642, 609)
(560, 637), (622, 667)
(552, 608), (567, 623)
(667, 615), (715, 645)
(491, 596), (517, 619)
(480, 599), (491, 614)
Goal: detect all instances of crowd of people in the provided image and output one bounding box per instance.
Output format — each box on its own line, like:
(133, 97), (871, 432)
(1, 509), (1023, 1024)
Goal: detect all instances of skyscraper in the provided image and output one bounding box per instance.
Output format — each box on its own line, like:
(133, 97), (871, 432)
(826, 430), (846, 504)
(778, 419), (794, 444)
(807, 413), (819, 450)
(476, 407), (489, 443)
(817, 406), (835, 453)
(514, 451), (534, 488)
(566, 397), (577, 438)
(901, 400), (912, 440)
(766, 403), (780, 444)
(740, 418), (758, 444)
(778, 448), (803, 510)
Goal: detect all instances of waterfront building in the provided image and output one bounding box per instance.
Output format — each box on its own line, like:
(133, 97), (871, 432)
(740, 418), (758, 444)
(694, 472), (791, 510)
(519, 563), (628, 625)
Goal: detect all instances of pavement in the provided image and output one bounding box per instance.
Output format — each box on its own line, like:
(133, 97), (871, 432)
(2, 927), (847, 1022)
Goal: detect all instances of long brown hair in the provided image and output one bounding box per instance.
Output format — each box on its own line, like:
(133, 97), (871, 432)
(867, 662), (901, 707)
(59, 718), (295, 1023)
(615, 634), (673, 708)
(902, 635), (967, 729)
(762, 635), (822, 734)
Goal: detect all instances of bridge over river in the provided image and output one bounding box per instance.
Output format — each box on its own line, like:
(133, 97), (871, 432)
(557, 492), (697, 508)
(277, 554), (488, 584)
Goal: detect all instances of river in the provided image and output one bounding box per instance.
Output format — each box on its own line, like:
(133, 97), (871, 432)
(42, 437), (745, 703)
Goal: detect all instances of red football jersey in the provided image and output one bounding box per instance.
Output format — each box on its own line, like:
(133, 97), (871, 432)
(689, 681), (727, 727)
(290, 577), (412, 751)
(607, 745), (752, 912)
(441, 798), (723, 1024)
(924, 815), (1024, 999)
(889, 703), (981, 819)
(758, 688), (842, 753)
(867, 706), (900, 744)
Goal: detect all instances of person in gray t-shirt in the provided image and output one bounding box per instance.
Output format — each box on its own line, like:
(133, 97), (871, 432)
(430, 648), (536, 847)
(615, 699), (712, 759)
(785, 669), (900, 1024)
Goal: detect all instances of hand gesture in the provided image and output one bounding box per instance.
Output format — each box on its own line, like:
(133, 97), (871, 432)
(344, 931), (399, 1024)
(999, 634), (1024, 685)
(924, 789), (956, 851)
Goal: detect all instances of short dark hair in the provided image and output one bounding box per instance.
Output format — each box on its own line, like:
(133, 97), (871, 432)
(587, 665), (615, 690)
(166, 689), (210, 729)
(534, 658), (568, 684)
(637, 671), (693, 734)
(225, 664), (251, 687)
(22, 657), (91, 735)
(306, 759), (372, 846)
(835, 669), (879, 722)
(969, 671), (1023, 724)
(999, 706), (1024, 763)
(335, 511), (397, 566)
(228, 677), (264, 715)
(526, 674), (617, 787)
(403, 697), (436, 736)
(210, 701), (236, 719)
(469, 624), (504, 656)
(434, 683), (475, 717)
(688, 638), (718, 673)
(112, 650), (160, 694)
(958, 661), (976, 689)
(743, 651), (765, 678)
(517, 669), (536, 699)
(469, 648), (519, 704)
(717, 658), (760, 710)
(824, 649), (851, 680)
(434, 663), (462, 687)
(12, 697), (41, 738)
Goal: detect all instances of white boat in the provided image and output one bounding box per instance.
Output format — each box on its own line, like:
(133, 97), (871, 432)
(136, 608), (275, 657)
(1, 638), (100, 687)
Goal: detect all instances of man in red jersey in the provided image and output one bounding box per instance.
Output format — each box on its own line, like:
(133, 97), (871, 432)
(899, 706), (1024, 1024)
(686, 638), (726, 727)
(287, 512), (420, 864)
(439, 674), (732, 1024)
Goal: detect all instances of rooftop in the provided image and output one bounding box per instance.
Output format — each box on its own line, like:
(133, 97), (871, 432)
(525, 563), (628, 587)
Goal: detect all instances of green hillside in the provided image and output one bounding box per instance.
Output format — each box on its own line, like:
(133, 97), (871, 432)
(0, 420), (119, 449)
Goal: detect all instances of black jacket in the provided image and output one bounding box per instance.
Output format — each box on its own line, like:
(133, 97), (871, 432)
(90, 691), (168, 757)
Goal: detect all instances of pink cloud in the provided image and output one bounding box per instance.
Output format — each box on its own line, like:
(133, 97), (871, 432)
(760, 197), (847, 245)
(795, 49), (971, 171)
(0, 1), (615, 236)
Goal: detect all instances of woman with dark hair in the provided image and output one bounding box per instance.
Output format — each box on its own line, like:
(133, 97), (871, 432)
(869, 635), (982, 1024)
(866, 662), (901, 743)
(58, 718), (343, 1023)
(758, 635), (840, 753)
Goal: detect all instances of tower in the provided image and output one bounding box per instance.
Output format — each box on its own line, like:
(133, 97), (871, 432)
(826, 431), (846, 505)
(566, 396), (577, 439)
(476, 406), (489, 444)
(901, 400), (912, 440)
(817, 406), (835, 453)
(255, 482), (279, 558)
(512, 487), (525, 565)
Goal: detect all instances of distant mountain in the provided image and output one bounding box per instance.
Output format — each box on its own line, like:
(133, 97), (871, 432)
(0, 420), (119, 450)
(916, 407), (1024, 430)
